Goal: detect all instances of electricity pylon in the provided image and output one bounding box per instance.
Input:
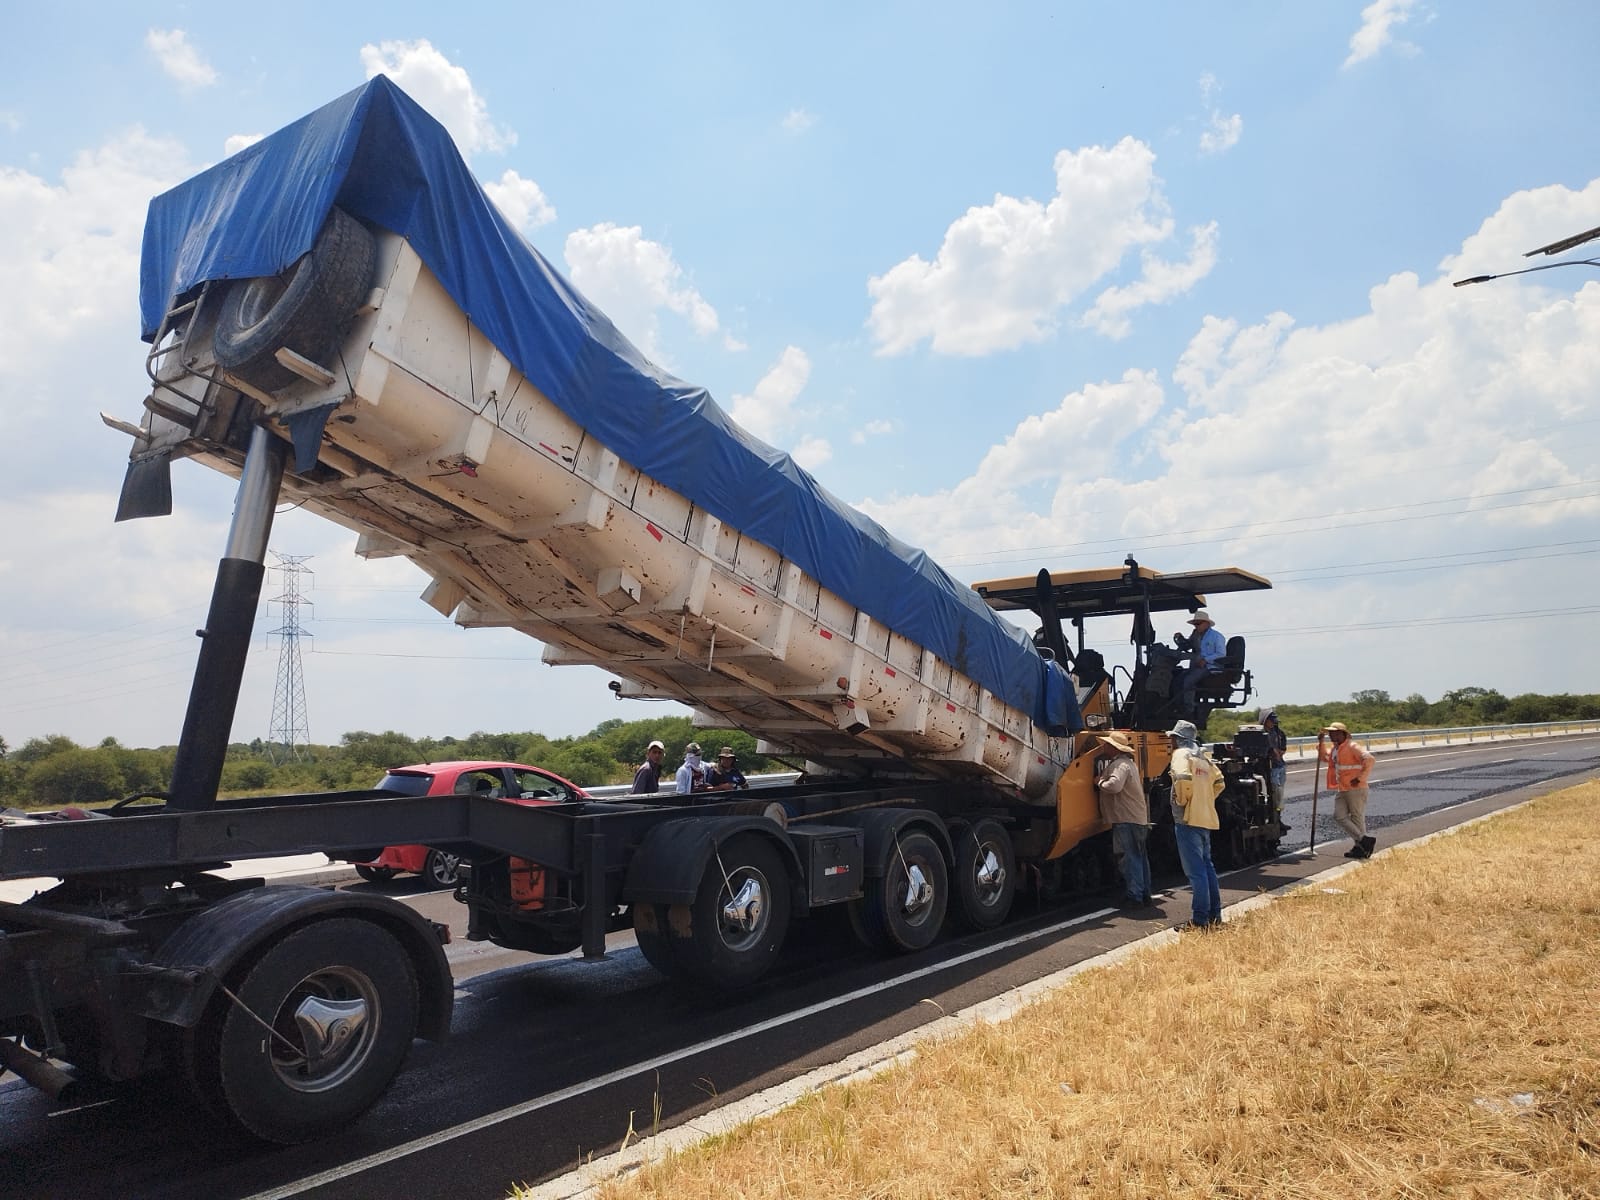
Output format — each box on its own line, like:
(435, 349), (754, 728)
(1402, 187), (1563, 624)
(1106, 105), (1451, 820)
(265, 553), (313, 760)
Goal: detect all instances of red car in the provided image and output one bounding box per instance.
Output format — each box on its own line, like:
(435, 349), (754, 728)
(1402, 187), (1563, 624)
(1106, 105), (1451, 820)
(350, 760), (588, 887)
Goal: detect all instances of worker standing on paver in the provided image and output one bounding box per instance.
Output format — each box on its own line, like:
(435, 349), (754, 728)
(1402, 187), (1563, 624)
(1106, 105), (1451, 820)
(1319, 721), (1376, 858)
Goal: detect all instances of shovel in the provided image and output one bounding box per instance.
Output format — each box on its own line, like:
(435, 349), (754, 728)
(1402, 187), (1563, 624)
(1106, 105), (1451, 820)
(1308, 730), (1324, 853)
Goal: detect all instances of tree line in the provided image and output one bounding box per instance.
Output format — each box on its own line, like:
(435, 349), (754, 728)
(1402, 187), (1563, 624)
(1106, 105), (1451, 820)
(1204, 685), (1600, 740)
(3, 686), (1596, 811)
(0, 716), (775, 811)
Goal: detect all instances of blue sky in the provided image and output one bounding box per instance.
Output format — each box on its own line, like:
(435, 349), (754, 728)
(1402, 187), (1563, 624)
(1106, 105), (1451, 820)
(4, 2), (1600, 751)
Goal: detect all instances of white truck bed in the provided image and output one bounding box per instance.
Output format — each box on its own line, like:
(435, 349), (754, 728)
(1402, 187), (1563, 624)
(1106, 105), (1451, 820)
(125, 231), (1068, 797)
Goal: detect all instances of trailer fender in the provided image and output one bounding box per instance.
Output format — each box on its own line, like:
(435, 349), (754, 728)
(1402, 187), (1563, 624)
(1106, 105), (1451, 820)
(138, 884), (452, 1040)
(835, 808), (954, 878)
(623, 815), (801, 907)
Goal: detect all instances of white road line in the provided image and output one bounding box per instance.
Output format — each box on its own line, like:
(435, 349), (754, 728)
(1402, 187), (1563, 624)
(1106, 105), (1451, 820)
(241, 904), (1119, 1200)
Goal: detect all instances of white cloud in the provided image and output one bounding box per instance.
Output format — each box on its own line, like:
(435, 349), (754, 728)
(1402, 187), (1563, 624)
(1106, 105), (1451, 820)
(1343, 0), (1422, 69)
(563, 222), (725, 361)
(972, 369), (1166, 492)
(0, 112), (21, 133)
(484, 168), (556, 233)
(146, 29), (218, 89)
(223, 133), (263, 156)
(1199, 111), (1242, 155)
(1083, 221), (1220, 338)
(1195, 74), (1241, 156)
(851, 418), (894, 445)
(359, 39), (514, 156)
(729, 346), (811, 443)
(866, 137), (1201, 356)
(791, 436), (832, 470)
(856, 176), (1600, 703)
(782, 108), (816, 135)
(0, 128), (192, 389)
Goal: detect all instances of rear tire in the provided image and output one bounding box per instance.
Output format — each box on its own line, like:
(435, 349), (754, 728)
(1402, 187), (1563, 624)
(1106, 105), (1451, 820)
(848, 828), (948, 954)
(188, 918), (418, 1143)
(668, 836), (790, 989)
(212, 207), (376, 393)
(354, 865), (397, 884)
(632, 902), (685, 978)
(951, 819), (1016, 931)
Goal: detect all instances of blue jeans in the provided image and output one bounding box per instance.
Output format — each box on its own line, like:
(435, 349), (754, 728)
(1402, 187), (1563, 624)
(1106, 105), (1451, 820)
(1112, 823), (1151, 902)
(1173, 823), (1221, 926)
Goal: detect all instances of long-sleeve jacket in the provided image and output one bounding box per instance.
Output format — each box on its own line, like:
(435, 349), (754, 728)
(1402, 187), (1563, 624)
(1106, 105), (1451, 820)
(1319, 738), (1374, 790)
(1169, 745), (1225, 830)
(1096, 755), (1147, 826)
(1191, 626), (1226, 668)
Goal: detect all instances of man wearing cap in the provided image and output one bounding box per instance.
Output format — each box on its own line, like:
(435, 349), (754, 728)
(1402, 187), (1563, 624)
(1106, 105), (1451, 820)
(1175, 609), (1227, 718)
(632, 740), (666, 794)
(675, 741), (712, 796)
(1319, 722), (1376, 858)
(707, 746), (747, 792)
(1167, 719), (1226, 929)
(1095, 731), (1151, 907)
(1262, 709), (1289, 834)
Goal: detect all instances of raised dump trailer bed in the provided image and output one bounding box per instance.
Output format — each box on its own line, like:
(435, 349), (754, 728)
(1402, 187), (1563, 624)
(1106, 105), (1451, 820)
(122, 75), (1078, 799)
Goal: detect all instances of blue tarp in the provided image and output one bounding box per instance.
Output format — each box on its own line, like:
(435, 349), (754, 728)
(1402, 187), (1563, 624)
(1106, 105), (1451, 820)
(140, 77), (1080, 741)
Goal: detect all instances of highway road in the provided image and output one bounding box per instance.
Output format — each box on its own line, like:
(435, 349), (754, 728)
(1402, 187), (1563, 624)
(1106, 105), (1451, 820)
(3, 734), (1596, 1200)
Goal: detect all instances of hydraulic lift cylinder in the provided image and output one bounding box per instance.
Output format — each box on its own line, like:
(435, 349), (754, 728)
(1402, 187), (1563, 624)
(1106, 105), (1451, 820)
(166, 425), (288, 810)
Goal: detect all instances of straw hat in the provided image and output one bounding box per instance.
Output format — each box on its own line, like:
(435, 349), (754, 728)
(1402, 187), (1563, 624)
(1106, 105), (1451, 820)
(1098, 731), (1136, 755)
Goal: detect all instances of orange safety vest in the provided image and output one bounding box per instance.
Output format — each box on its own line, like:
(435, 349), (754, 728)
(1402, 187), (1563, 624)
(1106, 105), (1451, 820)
(1322, 738), (1371, 791)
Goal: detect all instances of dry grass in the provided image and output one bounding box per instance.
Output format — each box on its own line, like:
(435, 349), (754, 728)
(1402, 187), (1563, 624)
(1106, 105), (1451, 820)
(567, 783), (1600, 1199)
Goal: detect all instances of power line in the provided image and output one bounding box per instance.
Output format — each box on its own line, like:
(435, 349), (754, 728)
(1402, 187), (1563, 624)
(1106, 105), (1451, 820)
(1240, 603), (1600, 638)
(310, 648), (542, 662)
(939, 479), (1600, 568)
(1268, 541), (1600, 584)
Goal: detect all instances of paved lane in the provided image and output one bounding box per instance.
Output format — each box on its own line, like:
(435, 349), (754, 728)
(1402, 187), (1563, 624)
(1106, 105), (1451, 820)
(2, 736), (1596, 1200)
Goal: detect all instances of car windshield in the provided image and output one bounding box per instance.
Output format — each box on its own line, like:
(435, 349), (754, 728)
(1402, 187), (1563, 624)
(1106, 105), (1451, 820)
(375, 771), (434, 796)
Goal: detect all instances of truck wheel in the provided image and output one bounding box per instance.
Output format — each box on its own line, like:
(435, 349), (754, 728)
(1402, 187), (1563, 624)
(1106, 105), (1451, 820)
(631, 902), (685, 979)
(212, 206), (376, 393)
(951, 819), (1016, 931)
(848, 828), (949, 954)
(355, 865), (397, 884)
(669, 835), (790, 989)
(193, 917), (419, 1143)
(421, 850), (462, 890)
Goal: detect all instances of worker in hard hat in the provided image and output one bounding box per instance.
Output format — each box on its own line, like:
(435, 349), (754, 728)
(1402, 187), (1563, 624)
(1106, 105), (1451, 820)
(1319, 722), (1376, 858)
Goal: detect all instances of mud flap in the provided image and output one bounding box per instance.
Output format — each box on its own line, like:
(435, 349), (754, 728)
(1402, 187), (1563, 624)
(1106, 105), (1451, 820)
(115, 453), (173, 521)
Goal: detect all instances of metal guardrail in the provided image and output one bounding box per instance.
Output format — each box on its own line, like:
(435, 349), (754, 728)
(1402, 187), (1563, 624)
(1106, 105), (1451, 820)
(581, 772), (803, 800)
(1282, 718), (1600, 759)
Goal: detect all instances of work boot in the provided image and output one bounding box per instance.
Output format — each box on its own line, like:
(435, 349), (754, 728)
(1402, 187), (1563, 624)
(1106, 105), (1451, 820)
(1343, 845), (1363, 858)
(1360, 835), (1376, 856)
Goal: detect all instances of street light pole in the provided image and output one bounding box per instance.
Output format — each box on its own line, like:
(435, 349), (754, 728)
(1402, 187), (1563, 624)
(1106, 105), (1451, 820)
(1453, 256), (1600, 287)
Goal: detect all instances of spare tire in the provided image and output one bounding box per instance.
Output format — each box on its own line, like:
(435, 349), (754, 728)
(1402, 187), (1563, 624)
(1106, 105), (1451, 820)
(212, 207), (377, 394)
